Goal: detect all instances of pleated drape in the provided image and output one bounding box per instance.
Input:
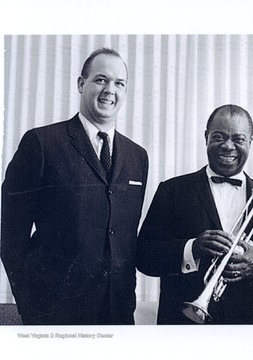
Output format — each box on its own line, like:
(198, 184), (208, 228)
(1, 34), (253, 304)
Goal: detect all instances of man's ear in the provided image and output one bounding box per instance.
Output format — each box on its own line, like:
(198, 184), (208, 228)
(204, 130), (208, 145)
(77, 76), (85, 93)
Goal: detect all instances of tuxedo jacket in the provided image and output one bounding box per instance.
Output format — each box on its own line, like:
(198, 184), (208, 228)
(1, 114), (148, 325)
(137, 167), (253, 324)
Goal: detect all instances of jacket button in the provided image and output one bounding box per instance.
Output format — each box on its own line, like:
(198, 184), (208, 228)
(103, 271), (108, 276)
(108, 189), (113, 195)
(109, 229), (114, 235)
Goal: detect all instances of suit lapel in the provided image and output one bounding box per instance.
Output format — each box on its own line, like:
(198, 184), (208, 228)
(67, 115), (107, 183)
(110, 131), (127, 183)
(193, 167), (222, 229)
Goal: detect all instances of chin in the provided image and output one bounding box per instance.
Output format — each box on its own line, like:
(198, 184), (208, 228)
(214, 161), (241, 177)
(212, 166), (236, 177)
(99, 113), (115, 121)
(222, 169), (240, 177)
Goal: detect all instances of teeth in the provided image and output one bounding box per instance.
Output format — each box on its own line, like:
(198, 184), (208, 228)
(99, 99), (114, 105)
(219, 155), (236, 163)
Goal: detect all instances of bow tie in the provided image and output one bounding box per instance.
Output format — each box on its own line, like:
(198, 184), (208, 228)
(211, 176), (242, 187)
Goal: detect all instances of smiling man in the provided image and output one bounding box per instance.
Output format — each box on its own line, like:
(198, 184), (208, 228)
(78, 51), (128, 130)
(137, 104), (253, 324)
(1, 48), (149, 325)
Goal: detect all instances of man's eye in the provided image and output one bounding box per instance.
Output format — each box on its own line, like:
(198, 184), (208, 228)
(212, 135), (224, 141)
(96, 78), (106, 84)
(116, 82), (125, 88)
(234, 137), (246, 144)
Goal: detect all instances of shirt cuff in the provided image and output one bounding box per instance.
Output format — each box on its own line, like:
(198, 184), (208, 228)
(181, 238), (200, 273)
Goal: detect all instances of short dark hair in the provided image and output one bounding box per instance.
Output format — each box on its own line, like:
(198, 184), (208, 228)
(81, 47), (128, 79)
(206, 104), (253, 135)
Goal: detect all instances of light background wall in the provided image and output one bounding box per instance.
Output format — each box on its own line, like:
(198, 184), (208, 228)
(1, 34), (253, 310)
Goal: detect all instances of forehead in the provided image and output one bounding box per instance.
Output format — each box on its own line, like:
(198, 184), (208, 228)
(210, 112), (250, 135)
(89, 54), (127, 80)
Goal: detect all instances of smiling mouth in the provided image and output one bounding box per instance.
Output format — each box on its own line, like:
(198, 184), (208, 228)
(98, 98), (114, 106)
(218, 155), (237, 164)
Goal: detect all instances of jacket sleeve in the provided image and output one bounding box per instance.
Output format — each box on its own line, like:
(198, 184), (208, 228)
(137, 181), (189, 277)
(1, 130), (43, 311)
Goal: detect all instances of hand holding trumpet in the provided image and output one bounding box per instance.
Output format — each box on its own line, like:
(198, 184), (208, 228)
(181, 191), (253, 324)
(192, 229), (233, 259)
(192, 229), (253, 283)
(223, 241), (253, 283)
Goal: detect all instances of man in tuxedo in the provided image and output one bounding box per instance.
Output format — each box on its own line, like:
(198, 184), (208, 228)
(1, 48), (148, 325)
(137, 104), (253, 324)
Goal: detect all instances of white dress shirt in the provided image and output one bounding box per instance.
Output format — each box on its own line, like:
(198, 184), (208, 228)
(78, 112), (115, 159)
(181, 166), (247, 273)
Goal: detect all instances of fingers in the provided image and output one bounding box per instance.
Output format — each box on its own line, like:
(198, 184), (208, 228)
(236, 240), (249, 254)
(193, 230), (233, 259)
(223, 270), (242, 283)
(223, 260), (245, 283)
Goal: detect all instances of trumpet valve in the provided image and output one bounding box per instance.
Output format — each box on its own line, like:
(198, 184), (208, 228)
(213, 277), (226, 302)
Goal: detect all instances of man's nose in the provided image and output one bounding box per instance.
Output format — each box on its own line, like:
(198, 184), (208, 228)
(221, 138), (236, 150)
(103, 81), (115, 95)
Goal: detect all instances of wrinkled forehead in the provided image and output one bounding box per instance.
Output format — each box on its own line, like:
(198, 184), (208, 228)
(211, 112), (251, 134)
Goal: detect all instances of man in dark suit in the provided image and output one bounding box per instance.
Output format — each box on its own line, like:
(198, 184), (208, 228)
(137, 104), (253, 324)
(1, 48), (148, 325)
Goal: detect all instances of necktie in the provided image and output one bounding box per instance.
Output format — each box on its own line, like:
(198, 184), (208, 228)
(211, 176), (242, 187)
(98, 131), (111, 175)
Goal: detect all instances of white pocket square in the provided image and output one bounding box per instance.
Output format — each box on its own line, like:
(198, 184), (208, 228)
(129, 180), (142, 186)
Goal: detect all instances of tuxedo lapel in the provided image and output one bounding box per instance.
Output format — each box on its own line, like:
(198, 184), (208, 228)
(193, 167), (222, 229)
(194, 169), (253, 231)
(67, 115), (107, 183)
(246, 174), (253, 214)
(246, 174), (253, 199)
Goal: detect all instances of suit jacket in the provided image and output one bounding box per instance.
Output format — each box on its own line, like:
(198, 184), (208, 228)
(137, 166), (253, 324)
(1, 114), (148, 325)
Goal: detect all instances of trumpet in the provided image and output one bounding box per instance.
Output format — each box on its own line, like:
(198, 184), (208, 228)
(181, 189), (253, 324)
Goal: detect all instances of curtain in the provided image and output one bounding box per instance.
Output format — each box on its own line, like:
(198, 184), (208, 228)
(1, 34), (253, 305)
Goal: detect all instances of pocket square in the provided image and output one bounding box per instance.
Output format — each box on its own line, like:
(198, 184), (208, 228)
(129, 180), (142, 186)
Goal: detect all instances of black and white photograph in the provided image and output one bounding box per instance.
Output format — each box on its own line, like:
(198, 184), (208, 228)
(1, 1), (253, 360)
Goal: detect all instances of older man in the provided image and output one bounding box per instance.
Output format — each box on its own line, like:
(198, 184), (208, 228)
(1, 48), (148, 325)
(138, 104), (253, 324)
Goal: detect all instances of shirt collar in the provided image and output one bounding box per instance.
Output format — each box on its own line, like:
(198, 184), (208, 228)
(206, 165), (246, 183)
(78, 112), (115, 144)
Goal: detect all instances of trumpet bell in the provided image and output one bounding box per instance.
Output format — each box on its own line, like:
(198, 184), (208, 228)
(181, 301), (212, 324)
